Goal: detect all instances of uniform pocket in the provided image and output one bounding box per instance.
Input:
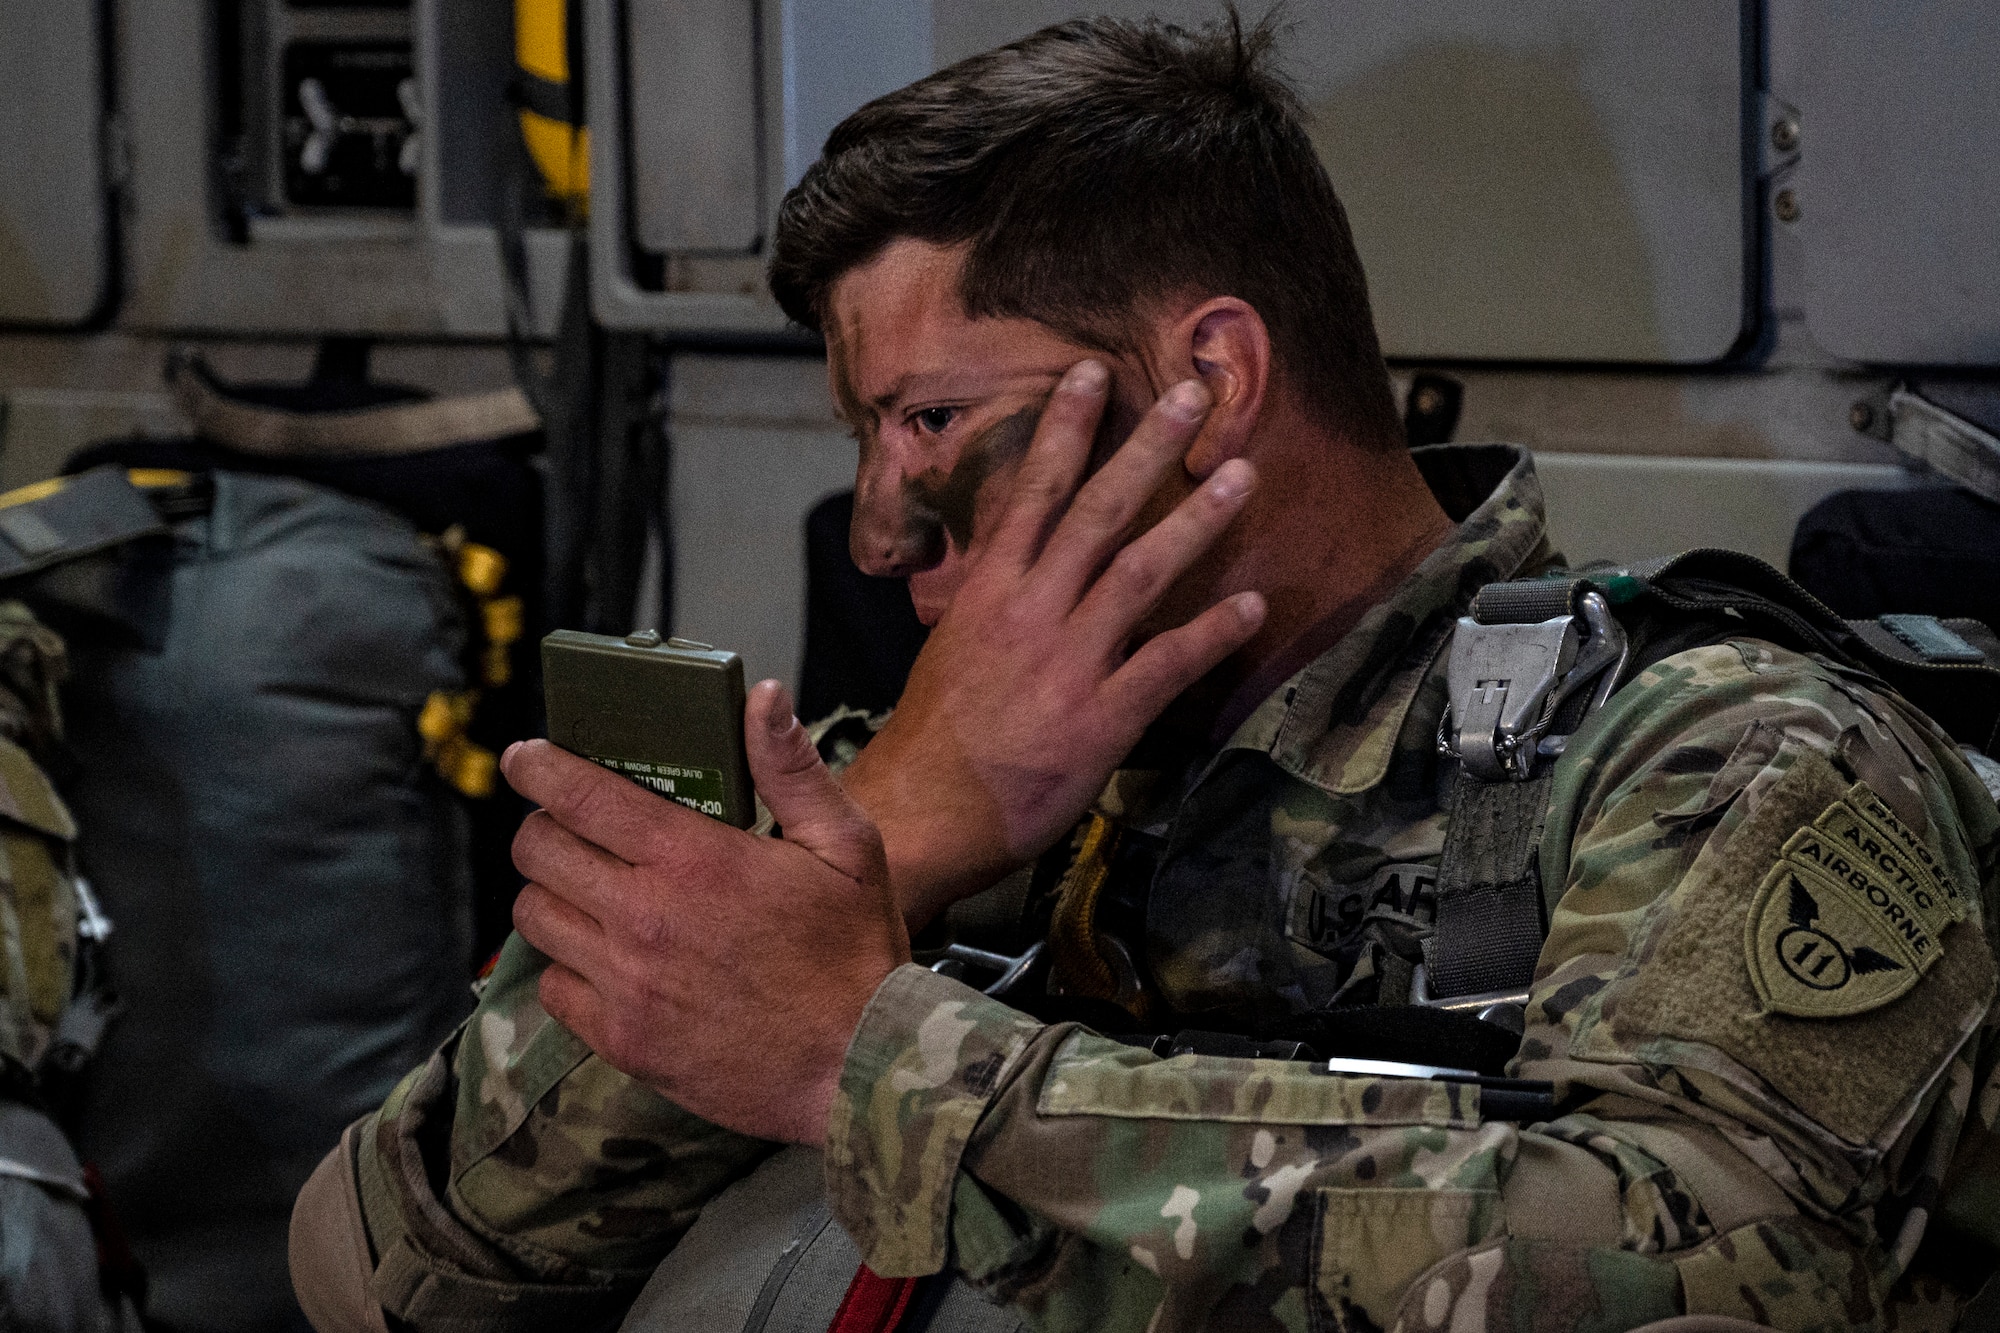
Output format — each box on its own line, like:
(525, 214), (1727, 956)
(1312, 1188), (1500, 1332)
(1383, 1215), (1887, 1333)
(1386, 1237), (1680, 1333)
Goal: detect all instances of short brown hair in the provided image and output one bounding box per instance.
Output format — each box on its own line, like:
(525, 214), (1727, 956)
(768, 12), (1401, 446)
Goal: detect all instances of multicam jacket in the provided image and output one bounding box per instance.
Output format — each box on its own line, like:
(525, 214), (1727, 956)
(337, 445), (2000, 1333)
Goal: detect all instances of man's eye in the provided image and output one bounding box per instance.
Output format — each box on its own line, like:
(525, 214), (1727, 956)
(914, 407), (958, 435)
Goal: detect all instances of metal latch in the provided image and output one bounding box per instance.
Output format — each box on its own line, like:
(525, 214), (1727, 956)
(1410, 961), (1527, 1033)
(929, 941), (1043, 1001)
(1441, 590), (1629, 782)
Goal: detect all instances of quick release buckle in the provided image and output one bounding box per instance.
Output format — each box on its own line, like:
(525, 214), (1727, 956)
(1441, 589), (1629, 782)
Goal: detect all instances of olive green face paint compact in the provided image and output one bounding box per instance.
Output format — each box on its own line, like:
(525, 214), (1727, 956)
(542, 629), (756, 828)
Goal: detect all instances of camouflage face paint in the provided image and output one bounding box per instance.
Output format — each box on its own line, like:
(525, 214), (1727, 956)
(903, 405), (1042, 552)
(902, 388), (1138, 554)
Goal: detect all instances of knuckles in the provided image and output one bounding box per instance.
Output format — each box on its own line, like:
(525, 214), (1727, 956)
(1066, 488), (1130, 533)
(534, 967), (594, 1042)
(559, 775), (630, 844)
(510, 880), (556, 938)
(596, 1006), (658, 1075)
(1105, 543), (1163, 592)
(625, 897), (676, 953)
(510, 808), (556, 872)
(764, 722), (824, 780)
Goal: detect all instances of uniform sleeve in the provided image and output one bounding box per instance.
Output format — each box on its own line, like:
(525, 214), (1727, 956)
(344, 931), (776, 1331)
(823, 642), (2000, 1333)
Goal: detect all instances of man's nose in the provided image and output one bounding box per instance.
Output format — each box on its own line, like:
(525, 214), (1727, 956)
(849, 466), (946, 578)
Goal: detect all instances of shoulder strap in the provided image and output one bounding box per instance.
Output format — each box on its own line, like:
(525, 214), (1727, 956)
(1620, 548), (2000, 753)
(1424, 580), (1631, 1000)
(1887, 386), (2000, 507)
(0, 467), (211, 649)
(168, 354), (541, 458)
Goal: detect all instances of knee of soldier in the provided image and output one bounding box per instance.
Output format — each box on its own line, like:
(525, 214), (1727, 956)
(290, 1122), (390, 1333)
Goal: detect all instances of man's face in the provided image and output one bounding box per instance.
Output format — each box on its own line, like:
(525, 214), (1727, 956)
(825, 239), (1141, 624)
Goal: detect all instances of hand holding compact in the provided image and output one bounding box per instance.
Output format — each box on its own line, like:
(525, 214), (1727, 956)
(507, 679), (908, 1147)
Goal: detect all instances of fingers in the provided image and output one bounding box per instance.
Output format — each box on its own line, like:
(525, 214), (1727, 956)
(744, 679), (886, 885)
(536, 962), (606, 1048)
(512, 809), (632, 918)
(503, 738), (696, 864)
(1071, 457), (1256, 653)
(1036, 378), (1212, 604)
(985, 360), (1109, 567)
(1105, 591), (1267, 730)
(514, 880), (614, 980)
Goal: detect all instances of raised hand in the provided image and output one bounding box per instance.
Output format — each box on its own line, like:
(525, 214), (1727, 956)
(843, 358), (1265, 928)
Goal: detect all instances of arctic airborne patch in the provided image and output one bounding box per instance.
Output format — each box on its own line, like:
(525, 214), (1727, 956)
(1835, 781), (1964, 920)
(1746, 785), (1953, 1017)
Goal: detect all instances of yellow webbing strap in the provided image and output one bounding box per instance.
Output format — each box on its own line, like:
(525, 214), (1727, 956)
(0, 479), (65, 512)
(419, 692), (498, 800)
(420, 529), (521, 799)
(1046, 813), (1137, 1011)
(0, 470), (195, 513)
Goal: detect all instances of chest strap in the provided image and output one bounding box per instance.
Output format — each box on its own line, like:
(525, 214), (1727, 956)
(1424, 581), (1628, 1000)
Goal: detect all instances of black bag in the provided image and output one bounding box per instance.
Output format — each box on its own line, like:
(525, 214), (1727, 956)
(1791, 484), (2000, 642)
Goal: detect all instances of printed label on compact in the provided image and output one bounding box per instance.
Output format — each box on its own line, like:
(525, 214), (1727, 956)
(592, 756), (729, 819)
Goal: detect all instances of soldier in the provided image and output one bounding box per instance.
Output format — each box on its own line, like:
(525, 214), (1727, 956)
(291, 15), (1999, 1332)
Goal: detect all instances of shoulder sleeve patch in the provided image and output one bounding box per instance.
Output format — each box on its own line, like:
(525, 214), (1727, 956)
(1745, 781), (1965, 1019)
(1583, 743), (1995, 1151)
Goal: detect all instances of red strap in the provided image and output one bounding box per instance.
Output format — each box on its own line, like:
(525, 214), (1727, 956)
(827, 1264), (920, 1333)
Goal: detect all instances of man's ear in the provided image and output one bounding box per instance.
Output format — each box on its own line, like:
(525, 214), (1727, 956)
(1172, 297), (1270, 478)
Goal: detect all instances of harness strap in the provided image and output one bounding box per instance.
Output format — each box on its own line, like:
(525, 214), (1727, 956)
(1428, 574), (1621, 998)
(1424, 772), (1555, 997)
(0, 467), (167, 581)
(1045, 814), (1128, 1007)
(168, 353), (540, 458)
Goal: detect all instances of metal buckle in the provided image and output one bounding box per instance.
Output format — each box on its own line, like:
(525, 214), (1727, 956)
(1410, 962), (1528, 1034)
(929, 941), (1043, 1001)
(74, 876), (112, 944)
(1441, 590), (1630, 782)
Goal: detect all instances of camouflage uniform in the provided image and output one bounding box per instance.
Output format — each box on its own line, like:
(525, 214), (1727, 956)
(314, 444), (2000, 1333)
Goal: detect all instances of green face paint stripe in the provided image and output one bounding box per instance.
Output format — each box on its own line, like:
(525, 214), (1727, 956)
(906, 404), (1043, 551)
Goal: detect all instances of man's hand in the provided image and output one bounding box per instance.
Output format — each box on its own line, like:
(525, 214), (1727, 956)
(506, 679), (910, 1147)
(844, 359), (1266, 926)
